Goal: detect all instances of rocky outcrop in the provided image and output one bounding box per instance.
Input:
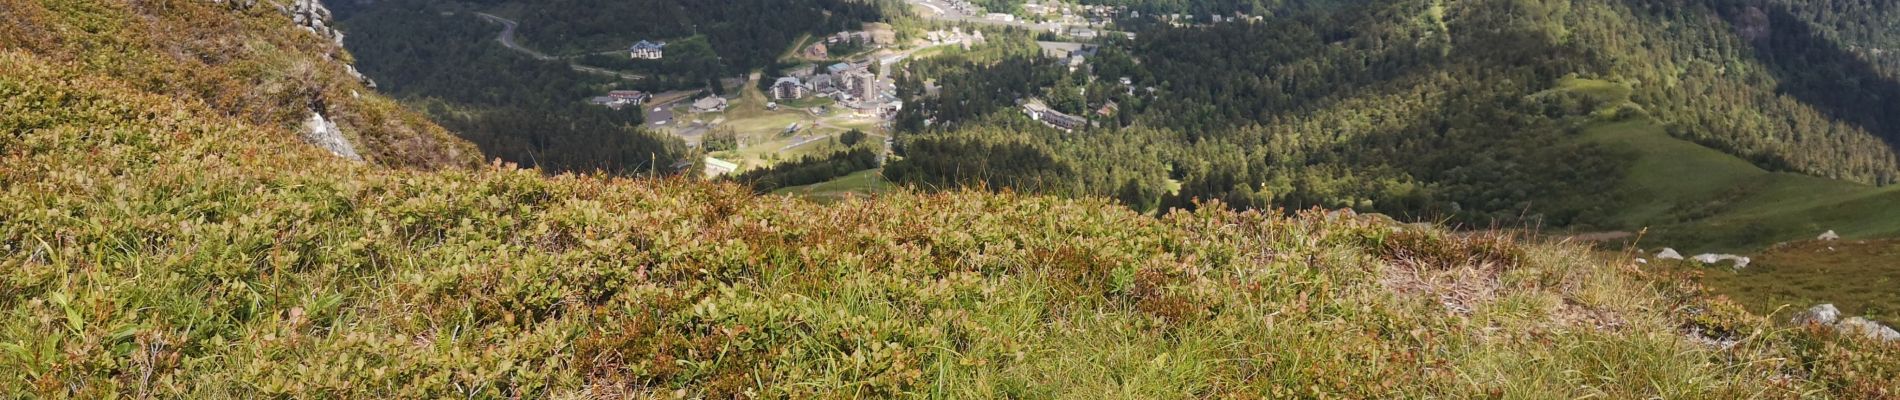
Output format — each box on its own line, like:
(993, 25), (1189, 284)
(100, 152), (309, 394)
(1793, 304), (1900, 343)
(1691, 253), (1751, 268)
(1818, 230), (1841, 241)
(303, 111), (363, 161)
(1792, 304), (1841, 326)
(284, 0), (345, 45)
(1655, 248), (1683, 261)
(345, 64), (377, 89)
(1839, 317), (1900, 342)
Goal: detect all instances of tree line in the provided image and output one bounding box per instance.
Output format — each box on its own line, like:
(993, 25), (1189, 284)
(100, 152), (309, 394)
(889, 0), (1900, 227)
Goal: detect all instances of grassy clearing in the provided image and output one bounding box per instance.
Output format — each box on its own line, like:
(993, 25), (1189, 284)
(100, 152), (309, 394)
(1578, 117), (1900, 252)
(1571, 110), (1900, 333)
(775, 95), (837, 109)
(770, 168), (897, 201)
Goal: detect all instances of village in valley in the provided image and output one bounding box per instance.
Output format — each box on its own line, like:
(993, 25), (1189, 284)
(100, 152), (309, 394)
(561, 0), (1189, 196)
(582, 25), (909, 183)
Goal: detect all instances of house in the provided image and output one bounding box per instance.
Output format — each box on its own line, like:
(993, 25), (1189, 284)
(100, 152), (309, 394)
(691, 96), (728, 113)
(608, 90), (650, 105)
(839, 71), (863, 96)
(629, 40), (667, 60)
(1035, 41), (1097, 59)
(851, 72), (878, 102)
(827, 62), (859, 75)
(771, 77), (806, 100)
(877, 101), (903, 119)
(986, 13), (1014, 22)
(670, 159), (693, 170)
(827, 31), (872, 45)
(802, 43), (828, 59)
(587, 96), (621, 109)
(1022, 100), (1087, 131)
(1069, 27), (1098, 40)
(1095, 101), (1119, 117)
(703, 157), (738, 177)
(810, 74), (836, 93)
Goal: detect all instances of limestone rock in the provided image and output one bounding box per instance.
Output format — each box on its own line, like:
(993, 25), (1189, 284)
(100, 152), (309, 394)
(287, 0), (345, 45)
(1818, 230), (1840, 241)
(1839, 317), (1900, 342)
(1655, 248), (1683, 260)
(1690, 253), (1750, 269)
(1791, 304), (1841, 326)
(303, 111), (363, 161)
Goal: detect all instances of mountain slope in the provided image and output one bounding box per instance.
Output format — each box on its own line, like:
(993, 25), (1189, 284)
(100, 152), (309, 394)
(3, 0), (1899, 397)
(0, 0), (481, 169)
(889, 0), (1900, 248)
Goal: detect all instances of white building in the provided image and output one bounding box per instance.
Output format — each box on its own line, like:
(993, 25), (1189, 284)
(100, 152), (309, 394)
(629, 40), (667, 60)
(691, 96), (728, 113)
(771, 77), (806, 100)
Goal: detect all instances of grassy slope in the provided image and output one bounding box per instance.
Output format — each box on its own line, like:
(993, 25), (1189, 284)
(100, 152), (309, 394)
(2, 1), (1900, 398)
(1555, 78), (1900, 329)
(0, 0), (480, 171)
(9, 41), (1900, 398)
(1583, 118), (1900, 251)
(1680, 239), (1900, 326)
(1547, 78), (1900, 252)
(7, 45), (1900, 399)
(770, 168), (898, 201)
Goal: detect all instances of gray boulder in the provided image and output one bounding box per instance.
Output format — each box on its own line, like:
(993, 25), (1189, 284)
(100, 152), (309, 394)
(1690, 253), (1751, 269)
(1818, 230), (1841, 241)
(1839, 317), (1900, 342)
(1791, 304), (1841, 326)
(302, 111), (363, 162)
(1655, 248), (1683, 261)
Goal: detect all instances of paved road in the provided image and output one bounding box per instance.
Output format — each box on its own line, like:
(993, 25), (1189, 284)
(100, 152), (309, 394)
(475, 13), (647, 80)
(474, 13), (554, 60)
(778, 134), (829, 152)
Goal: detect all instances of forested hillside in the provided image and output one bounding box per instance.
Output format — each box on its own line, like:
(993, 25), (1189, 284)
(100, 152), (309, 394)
(341, 0), (690, 175)
(498, 0), (890, 73)
(331, 0), (899, 176)
(891, 0), (1900, 238)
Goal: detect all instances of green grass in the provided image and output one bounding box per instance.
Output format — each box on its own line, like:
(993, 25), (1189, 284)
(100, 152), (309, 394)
(1662, 239), (1900, 326)
(771, 168), (896, 201)
(1553, 77), (1634, 108)
(1572, 114), (1900, 336)
(1578, 117), (1900, 252)
(775, 96), (836, 109)
(5, 2), (1900, 397)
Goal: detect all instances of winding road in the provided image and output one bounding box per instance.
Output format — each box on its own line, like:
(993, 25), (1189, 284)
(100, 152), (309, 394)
(474, 13), (553, 60)
(474, 12), (646, 80)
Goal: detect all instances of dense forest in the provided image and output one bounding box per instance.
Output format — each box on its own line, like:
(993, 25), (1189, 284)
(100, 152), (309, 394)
(502, 0), (892, 73)
(890, 0), (1900, 226)
(341, 0), (689, 175)
(336, 0), (896, 175)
